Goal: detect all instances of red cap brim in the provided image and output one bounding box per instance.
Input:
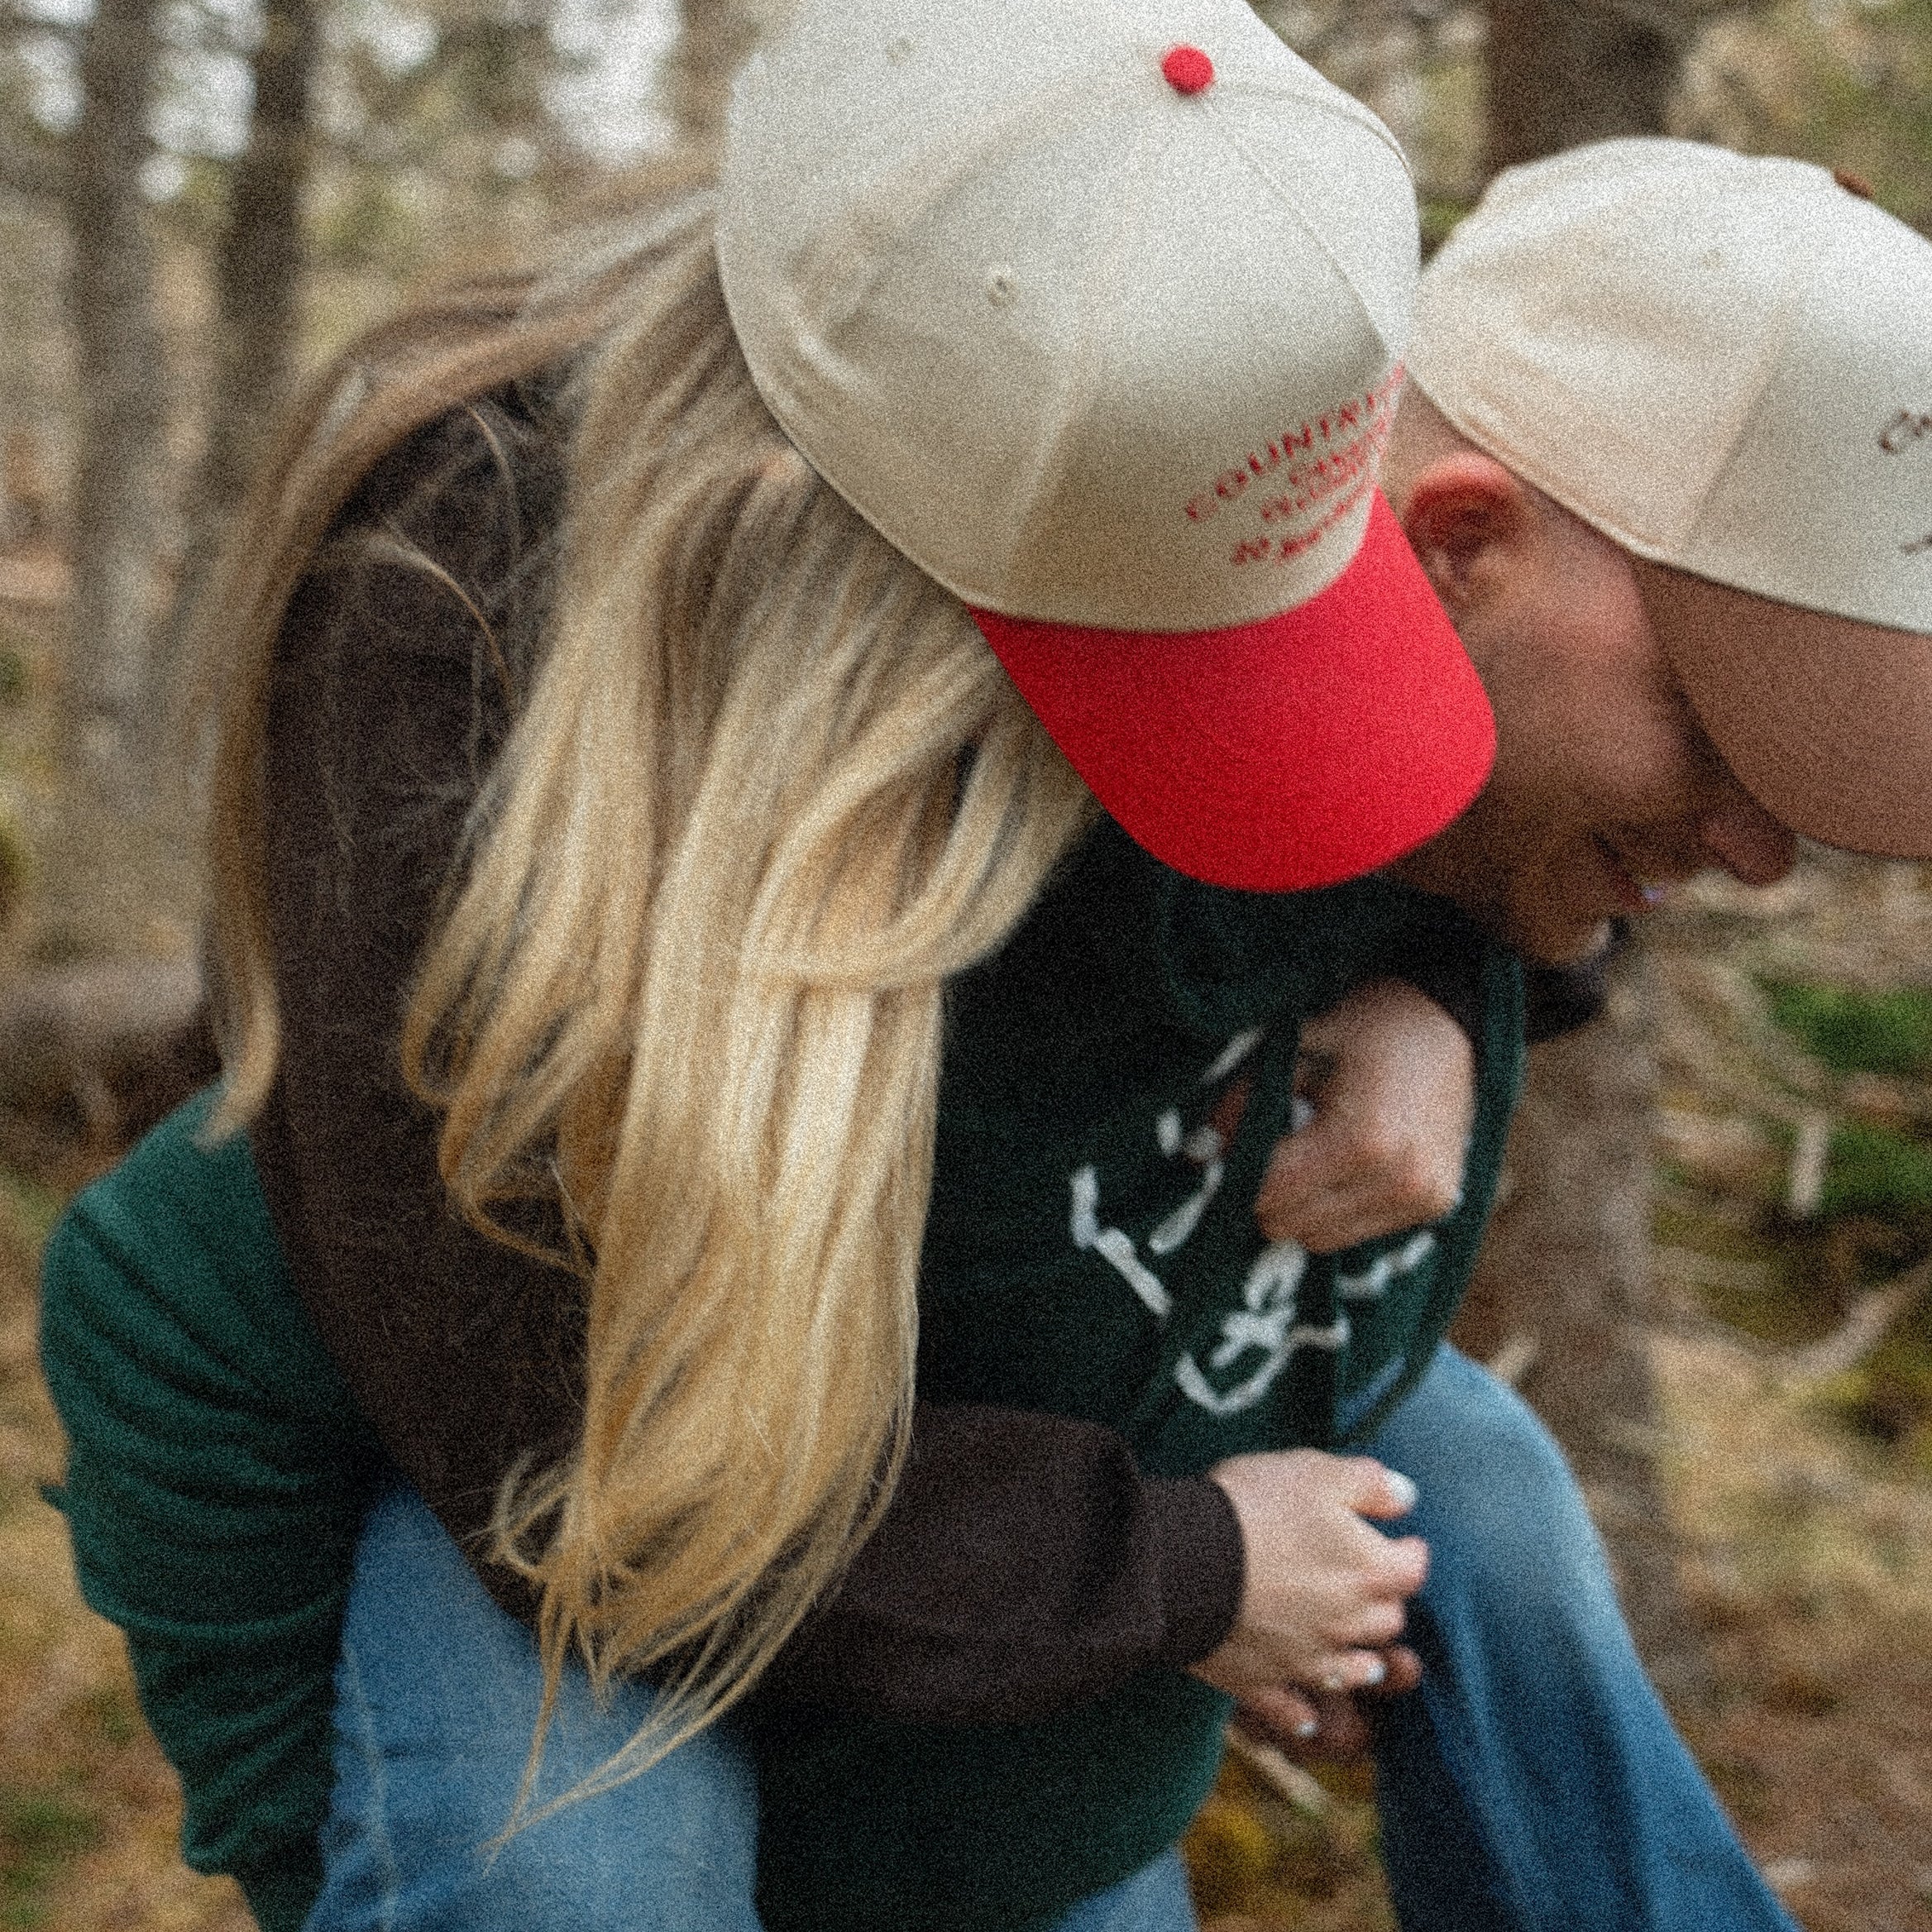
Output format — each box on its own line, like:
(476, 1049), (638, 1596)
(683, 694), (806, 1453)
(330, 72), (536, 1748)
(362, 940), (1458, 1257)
(972, 491), (1495, 892)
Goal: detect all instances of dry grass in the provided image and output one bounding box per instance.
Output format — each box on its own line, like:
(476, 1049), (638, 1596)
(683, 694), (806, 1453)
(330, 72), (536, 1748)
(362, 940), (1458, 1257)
(1663, 1331), (1932, 1932)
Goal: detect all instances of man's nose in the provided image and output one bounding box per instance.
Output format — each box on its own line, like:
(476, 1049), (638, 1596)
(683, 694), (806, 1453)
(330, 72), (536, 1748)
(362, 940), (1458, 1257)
(1699, 788), (1798, 887)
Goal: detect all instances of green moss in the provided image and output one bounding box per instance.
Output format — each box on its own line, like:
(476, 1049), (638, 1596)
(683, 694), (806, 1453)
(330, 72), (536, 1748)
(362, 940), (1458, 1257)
(1763, 978), (1932, 1080)
(0, 1787), (98, 1928)
(1820, 1121), (1932, 1220)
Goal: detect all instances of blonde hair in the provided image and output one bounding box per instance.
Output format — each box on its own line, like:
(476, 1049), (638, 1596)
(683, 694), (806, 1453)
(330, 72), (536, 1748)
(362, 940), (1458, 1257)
(198, 173), (1098, 1812)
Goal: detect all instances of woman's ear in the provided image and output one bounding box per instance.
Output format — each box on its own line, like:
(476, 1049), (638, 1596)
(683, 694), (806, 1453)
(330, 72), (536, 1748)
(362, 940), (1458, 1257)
(1396, 452), (1534, 616)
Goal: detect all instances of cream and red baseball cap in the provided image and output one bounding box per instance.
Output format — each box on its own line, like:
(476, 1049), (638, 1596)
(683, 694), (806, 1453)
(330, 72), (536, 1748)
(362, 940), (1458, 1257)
(715, 0), (1494, 893)
(1408, 138), (1932, 858)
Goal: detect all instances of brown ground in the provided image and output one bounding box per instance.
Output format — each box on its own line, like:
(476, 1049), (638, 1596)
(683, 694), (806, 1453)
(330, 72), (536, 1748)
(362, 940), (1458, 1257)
(1, 1202), (251, 1931)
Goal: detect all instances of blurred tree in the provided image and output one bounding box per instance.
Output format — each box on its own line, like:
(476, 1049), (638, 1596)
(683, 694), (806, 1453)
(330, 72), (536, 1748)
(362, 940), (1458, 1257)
(1454, 949), (1718, 1697)
(1487, 0), (1675, 170)
(304, 0), (591, 283)
(662, 0), (765, 151)
(198, 0), (320, 514)
(1447, 0), (1777, 1705)
(0, 0), (64, 203)
(65, 0), (166, 811)
(162, 0), (321, 724)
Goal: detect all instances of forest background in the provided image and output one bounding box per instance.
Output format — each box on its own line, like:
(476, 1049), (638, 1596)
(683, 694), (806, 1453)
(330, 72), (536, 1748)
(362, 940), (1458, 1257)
(0, 1), (1930, 1928)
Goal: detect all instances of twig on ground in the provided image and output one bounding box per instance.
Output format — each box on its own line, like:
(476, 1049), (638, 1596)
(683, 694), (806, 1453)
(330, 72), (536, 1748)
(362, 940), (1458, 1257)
(1225, 1729), (1331, 1818)
(1787, 1256), (1932, 1381)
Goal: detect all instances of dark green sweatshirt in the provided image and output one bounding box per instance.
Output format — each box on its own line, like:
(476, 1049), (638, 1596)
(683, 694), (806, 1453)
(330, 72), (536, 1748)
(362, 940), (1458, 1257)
(753, 827), (1523, 1932)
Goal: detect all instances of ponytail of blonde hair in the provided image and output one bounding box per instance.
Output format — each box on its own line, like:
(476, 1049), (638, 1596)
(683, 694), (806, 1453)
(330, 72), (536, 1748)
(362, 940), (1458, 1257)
(198, 173), (1098, 1816)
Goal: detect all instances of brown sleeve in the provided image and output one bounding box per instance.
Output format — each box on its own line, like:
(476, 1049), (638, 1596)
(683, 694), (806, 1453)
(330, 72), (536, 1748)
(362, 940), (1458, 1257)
(250, 391), (1243, 1723)
(760, 1408), (1241, 1722)
(251, 380), (585, 1626)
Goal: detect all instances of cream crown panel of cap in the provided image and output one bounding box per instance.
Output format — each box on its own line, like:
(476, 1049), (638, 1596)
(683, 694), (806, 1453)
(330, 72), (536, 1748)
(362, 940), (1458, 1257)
(1408, 141), (1807, 557)
(1684, 187), (1932, 635)
(1408, 136), (1932, 637)
(718, 0), (1420, 634)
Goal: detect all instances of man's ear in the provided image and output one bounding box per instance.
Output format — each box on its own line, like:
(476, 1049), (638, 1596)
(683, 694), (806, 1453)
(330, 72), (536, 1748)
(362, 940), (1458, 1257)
(1396, 453), (1533, 615)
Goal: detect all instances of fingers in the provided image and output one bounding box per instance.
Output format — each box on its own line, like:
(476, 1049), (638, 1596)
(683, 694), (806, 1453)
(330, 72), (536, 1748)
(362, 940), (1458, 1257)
(1238, 1681), (1322, 1744)
(1238, 1643), (1426, 1766)
(1313, 1647), (1394, 1695)
(1298, 1686), (1373, 1759)
(1256, 1119), (1461, 1251)
(1195, 1451), (1431, 1703)
(1379, 1643), (1423, 1696)
(1255, 976), (1475, 1253)
(1298, 1639), (1425, 1712)
(1337, 1456), (1422, 1524)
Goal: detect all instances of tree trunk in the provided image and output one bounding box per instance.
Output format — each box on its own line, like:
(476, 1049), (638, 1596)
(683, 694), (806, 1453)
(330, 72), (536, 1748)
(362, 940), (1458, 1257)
(1451, 949), (1713, 1700)
(163, 0), (320, 715)
(1458, 0), (1732, 1703)
(1485, 0), (1680, 174)
(662, 0), (768, 152)
(64, 0), (166, 811)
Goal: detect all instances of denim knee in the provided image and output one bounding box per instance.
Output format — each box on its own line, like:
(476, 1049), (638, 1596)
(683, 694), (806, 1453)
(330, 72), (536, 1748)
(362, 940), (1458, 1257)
(1368, 1346), (1627, 1642)
(309, 1484), (763, 1932)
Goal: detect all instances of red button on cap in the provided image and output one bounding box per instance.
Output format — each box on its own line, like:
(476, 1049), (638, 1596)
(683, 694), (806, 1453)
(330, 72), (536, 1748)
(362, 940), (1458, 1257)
(1162, 45), (1214, 93)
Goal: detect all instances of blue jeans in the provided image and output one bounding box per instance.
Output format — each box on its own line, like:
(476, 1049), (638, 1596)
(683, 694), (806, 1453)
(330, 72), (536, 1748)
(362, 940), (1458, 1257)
(304, 1482), (1195, 1932)
(1364, 1346), (1799, 1932)
(308, 1349), (1795, 1932)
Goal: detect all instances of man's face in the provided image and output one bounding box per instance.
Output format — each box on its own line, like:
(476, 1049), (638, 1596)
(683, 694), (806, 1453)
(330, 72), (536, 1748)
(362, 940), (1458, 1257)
(1388, 470), (1798, 963)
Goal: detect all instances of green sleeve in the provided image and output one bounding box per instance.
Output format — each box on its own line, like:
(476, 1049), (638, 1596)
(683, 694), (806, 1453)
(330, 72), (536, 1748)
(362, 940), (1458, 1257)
(37, 1088), (384, 1932)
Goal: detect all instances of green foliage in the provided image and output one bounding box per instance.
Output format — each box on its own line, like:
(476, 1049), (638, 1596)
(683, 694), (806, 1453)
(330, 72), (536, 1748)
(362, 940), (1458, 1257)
(1819, 1121), (1932, 1220)
(1765, 979), (1932, 1079)
(0, 635), (31, 709)
(79, 1686), (137, 1751)
(1812, 1319), (1932, 1465)
(0, 1166), (62, 1258)
(0, 1786), (98, 1929)
(1419, 195), (1479, 259)
(1689, 0), (1932, 233)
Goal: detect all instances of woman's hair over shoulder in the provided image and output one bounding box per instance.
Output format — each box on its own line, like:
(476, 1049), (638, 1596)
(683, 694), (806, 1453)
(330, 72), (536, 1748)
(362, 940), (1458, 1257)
(194, 156), (1098, 1823)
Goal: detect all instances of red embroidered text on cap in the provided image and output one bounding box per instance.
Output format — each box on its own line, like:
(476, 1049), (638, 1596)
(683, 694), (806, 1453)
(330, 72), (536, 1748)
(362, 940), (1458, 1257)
(1162, 45), (1214, 93)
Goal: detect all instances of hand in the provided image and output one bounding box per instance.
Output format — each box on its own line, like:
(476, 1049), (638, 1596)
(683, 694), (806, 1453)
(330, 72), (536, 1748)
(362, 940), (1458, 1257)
(1255, 978), (1474, 1254)
(1233, 1644), (1422, 1758)
(1192, 1450), (1427, 1705)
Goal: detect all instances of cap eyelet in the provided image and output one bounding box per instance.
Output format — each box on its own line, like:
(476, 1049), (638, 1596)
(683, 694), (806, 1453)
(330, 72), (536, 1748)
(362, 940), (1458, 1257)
(1162, 45), (1214, 94)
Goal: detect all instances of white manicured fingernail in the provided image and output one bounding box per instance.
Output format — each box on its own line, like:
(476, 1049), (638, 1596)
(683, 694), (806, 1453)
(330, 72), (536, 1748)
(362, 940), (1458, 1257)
(1362, 1657), (1387, 1687)
(1294, 1716), (1319, 1740)
(1385, 1471), (1419, 1513)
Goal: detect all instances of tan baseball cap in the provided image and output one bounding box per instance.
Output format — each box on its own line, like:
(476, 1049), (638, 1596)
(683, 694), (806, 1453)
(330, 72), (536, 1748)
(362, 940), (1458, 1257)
(1408, 137), (1932, 858)
(715, 0), (1495, 892)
